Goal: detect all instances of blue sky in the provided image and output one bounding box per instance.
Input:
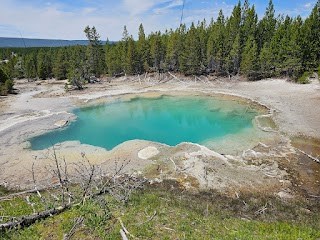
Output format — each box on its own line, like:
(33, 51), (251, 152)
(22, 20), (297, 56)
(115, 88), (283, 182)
(0, 0), (316, 40)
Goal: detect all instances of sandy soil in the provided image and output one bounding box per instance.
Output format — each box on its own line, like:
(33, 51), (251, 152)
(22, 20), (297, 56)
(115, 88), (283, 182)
(0, 76), (319, 197)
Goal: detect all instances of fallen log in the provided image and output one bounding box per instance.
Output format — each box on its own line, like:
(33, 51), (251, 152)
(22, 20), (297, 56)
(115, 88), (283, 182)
(157, 73), (171, 84)
(296, 148), (320, 164)
(194, 75), (210, 86)
(0, 203), (73, 231)
(168, 72), (184, 83)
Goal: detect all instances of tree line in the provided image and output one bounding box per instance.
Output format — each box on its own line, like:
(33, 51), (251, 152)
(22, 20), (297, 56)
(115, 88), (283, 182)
(0, 0), (319, 94)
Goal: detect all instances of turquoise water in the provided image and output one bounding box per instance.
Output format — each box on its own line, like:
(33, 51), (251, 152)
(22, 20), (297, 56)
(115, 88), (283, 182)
(30, 95), (259, 150)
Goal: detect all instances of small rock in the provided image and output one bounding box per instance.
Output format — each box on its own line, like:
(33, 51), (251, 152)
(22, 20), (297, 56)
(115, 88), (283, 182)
(300, 208), (312, 214)
(149, 178), (162, 184)
(138, 146), (159, 160)
(54, 120), (69, 128)
(277, 191), (294, 199)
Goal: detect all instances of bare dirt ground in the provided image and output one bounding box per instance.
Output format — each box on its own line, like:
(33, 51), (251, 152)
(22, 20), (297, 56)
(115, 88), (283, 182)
(0, 75), (319, 198)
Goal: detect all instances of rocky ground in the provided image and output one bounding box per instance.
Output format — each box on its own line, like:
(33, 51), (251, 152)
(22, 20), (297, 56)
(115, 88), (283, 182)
(0, 75), (319, 199)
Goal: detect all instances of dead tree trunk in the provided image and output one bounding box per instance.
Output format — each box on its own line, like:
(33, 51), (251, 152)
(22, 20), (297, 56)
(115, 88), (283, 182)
(0, 203), (73, 231)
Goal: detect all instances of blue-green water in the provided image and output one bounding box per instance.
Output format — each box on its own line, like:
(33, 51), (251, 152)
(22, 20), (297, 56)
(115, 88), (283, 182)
(30, 95), (259, 150)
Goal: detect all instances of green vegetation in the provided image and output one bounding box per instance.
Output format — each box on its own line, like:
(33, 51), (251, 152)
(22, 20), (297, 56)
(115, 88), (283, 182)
(1, 0), (319, 84)
(298, 71), (311, 84)
(1, 182), (319, 239)
(0, 66), (14, 95)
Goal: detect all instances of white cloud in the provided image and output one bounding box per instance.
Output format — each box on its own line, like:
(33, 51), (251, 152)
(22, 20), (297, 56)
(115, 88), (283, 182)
(122, 0), (168, 16)
(3, 0), (308, 41)
(0, 0), (184, 40)
(154, 0), (183, 14)
(82, 8), (97, 14)
(304, 2), (316, 9)
(278, 1), (316, 19)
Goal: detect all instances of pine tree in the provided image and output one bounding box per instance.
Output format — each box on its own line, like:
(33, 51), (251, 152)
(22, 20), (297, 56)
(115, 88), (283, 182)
(0, 62), (14, 95)
(107, 43), (123, 76)
(25, 53), (37, 80)
(37, 49), (51, 80)
(4, 55), (18, 79)
(104, 38), (111, 74)
(120, 26), (130, 74)
(259, 42), (275, 77)
(301, 1), (320, 70)
(196, 19), (208, 72)
(149, 31), (164, 72)
(125, 36), (138, 75)
(84, 26), (105, 77)
(227, 2), (241, 44)
(179, 23), (201, 75)
(53, 48), (68, 80)
(122, 25), (130, 42)
(225, 2), (242, 75)
(240, 35), (258, 78)
(283, 17), (303, 78)
(207, 10), (226, 73)
(165, 29), (181, 71)
(68, 45), (88, 89)
(269, 16), (293, 75)
(226, 34), (241, 75)
(241, 2), (258, 48)
(137, 24), (149, 73)
(257, 0), (277, 51)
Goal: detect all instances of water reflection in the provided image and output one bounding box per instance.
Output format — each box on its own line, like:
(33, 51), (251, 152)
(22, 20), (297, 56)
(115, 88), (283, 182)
(30, 95), (259, 150)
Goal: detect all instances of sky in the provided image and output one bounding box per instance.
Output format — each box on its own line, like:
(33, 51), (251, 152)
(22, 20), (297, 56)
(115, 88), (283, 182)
(0, 0), (316, 41)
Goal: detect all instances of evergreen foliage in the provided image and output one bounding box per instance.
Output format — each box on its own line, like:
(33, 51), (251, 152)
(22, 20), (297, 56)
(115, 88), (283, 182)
(0, 66), (13, 95)
(0, 1), (319, 82)
(37, 49), (51, 79)
(241, 35), (258, 78)
(84, 26), (105, 77)
(137, 24), (149, 73)
(179, 23), (201, 75)
(53, 48), (68, 80)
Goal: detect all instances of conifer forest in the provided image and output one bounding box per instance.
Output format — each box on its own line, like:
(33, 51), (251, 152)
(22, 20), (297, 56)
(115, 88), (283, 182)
(0, 0), (320, 94)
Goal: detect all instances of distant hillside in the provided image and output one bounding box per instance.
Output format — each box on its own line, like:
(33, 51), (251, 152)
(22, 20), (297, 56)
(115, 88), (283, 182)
(0, 37), (107, 48)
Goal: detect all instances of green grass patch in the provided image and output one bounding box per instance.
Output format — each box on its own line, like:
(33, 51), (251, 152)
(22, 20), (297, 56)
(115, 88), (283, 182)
(1, 181), (320, 239)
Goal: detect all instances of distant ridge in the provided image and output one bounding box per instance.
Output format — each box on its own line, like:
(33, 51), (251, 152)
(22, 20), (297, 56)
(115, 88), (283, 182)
(0, 37), (107, 48)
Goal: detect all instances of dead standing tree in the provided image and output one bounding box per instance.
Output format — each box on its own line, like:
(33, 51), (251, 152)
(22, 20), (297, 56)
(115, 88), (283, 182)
(0, 149), (146, 232)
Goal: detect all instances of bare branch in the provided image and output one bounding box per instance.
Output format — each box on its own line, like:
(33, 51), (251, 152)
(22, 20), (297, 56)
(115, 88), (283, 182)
(31, 162), (48, 210)
(118, 218), (134, 239)
(138, 210), (157, 226)
(120, 229), (128, 240)
(296, 148), (320, 164)
(63, 216), (84, 240)
(25, 196), (36, 215)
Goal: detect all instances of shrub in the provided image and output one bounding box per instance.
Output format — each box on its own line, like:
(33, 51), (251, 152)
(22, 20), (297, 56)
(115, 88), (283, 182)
(298, 71), (311, 84)
(0, 66), (14, 95)
(0, 83), (7, 95)
(4, 79), (14, 93)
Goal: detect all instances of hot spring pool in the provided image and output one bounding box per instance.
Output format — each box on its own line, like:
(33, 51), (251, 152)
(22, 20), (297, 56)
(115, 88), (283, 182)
(30, 94), (261, 150)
